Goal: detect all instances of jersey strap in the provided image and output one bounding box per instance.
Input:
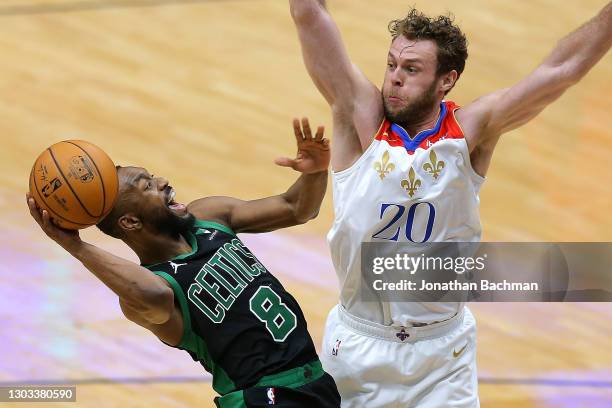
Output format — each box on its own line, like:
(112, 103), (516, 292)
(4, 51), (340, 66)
(375, 100), (465, 154)
(193, 219), (236, 237)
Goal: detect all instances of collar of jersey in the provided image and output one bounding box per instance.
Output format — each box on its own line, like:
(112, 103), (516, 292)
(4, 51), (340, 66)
(141, 231), (198, 269)
(390, 102), (446, 152)
(141, 220), (237, 268)
(172, 231), (199, 261)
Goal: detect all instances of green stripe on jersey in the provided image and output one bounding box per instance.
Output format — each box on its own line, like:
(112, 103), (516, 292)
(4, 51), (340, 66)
(194, 220), (236, 237)
(153, 271), (236, 395)
(143, 219), (235, 268)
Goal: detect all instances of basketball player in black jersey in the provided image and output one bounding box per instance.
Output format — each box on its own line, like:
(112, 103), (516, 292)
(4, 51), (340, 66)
(26, 118), (341, 407)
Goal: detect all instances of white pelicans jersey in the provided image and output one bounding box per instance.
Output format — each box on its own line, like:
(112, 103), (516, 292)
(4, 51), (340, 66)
(327, 101), (485, 325)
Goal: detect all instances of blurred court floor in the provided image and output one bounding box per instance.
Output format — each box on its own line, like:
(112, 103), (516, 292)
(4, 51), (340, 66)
(1, 1), (611, 407)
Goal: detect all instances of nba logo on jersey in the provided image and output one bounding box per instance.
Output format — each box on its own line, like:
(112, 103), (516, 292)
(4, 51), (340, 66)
(266, 387), (276, 405)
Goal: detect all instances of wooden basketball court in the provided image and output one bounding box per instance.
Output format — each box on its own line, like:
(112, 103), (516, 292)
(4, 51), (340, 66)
(1, 0), (610, 406)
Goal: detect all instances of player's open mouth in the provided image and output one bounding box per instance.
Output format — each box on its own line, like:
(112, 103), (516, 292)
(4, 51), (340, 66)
(166, 189), (187, 213)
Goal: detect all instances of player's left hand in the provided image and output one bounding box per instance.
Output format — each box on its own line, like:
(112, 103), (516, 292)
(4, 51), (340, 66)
(26, 193), (82, 252)
(275, 118), (330, 174)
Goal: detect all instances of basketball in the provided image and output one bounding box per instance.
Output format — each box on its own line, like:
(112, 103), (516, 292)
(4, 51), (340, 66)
(29, 140), (119, 230)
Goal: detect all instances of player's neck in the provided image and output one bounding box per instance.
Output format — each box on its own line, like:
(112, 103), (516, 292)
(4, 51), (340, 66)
(127, 233), (193, 265)
(397, 104), (441, 137)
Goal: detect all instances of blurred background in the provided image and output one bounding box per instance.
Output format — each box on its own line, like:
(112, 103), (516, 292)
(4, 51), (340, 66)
(1, 0), (611, 406)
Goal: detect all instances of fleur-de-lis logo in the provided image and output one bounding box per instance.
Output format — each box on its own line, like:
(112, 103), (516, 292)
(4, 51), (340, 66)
(401, 167), (421, 198)
(423, 149), (445, 180)
(373, 150), (395, 180)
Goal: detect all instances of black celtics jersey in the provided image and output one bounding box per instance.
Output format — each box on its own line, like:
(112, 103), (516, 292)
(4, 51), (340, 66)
(143, 220), (319, 396)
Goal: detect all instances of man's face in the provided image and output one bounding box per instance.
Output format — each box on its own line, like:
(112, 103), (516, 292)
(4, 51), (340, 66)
(118, 166), (194, 238)
(382, 36), (442, 126)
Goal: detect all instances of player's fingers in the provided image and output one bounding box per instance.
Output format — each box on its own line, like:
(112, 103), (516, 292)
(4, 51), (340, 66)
(26, 197), (36, 213)
(301, 118), (313, 140)
(274, 157), (298, 168)
(27, 197), (43, 223)
(41, 209), (51, 230)
(308, 138), (330, 150)
(41, 210), (60, 235)
(26, 196), (37, 216)
(292, 118), (304, 143)
(314, 125), (325, 141)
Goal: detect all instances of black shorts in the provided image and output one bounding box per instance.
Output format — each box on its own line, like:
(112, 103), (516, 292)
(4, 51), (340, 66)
(215, 372), (341, 407)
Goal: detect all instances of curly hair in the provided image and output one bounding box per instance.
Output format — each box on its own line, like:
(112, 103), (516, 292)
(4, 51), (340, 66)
(388, 8), (468, 80)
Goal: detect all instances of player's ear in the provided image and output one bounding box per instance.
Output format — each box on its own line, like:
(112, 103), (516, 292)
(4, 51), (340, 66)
(440, 70), (458, 94)
(118, 213), (142, 232)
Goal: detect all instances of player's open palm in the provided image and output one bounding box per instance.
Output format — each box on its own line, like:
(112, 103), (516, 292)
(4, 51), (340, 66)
(275, 118), (330, 174)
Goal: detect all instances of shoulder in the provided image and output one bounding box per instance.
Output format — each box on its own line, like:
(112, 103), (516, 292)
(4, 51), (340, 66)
(187, 196), (242, 229)
(454, 91), (509, 150)
(456, 90), (510, 125)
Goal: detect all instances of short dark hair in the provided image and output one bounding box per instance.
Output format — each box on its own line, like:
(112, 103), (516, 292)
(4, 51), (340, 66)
(388, 8), (468, 83)
(96, 165), (126, 238)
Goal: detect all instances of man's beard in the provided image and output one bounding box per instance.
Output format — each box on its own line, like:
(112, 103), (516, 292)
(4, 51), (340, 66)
(146, 207), (196, 240)
(383, 79), (438, 129)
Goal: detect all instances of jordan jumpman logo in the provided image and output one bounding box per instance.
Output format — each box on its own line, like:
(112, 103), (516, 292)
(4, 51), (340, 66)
(169, 261), (187, 274)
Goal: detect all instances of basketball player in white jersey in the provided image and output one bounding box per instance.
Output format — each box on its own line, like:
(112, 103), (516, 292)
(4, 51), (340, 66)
(288, 1), (612, 406)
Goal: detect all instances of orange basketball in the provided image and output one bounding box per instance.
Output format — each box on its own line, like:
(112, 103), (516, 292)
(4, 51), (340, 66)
(29, 140), (119, 230)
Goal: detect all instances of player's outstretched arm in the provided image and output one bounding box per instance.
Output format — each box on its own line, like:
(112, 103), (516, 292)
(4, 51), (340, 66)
(289, 0), (373, 106)
(289, 0), (383, 154)
(187, 118), (329, 233)
(26, 194), (174, 325)
(460, 3), (612, 175)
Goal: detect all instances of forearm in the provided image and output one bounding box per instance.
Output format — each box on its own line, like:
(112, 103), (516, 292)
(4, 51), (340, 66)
(289, 0), (357, 106)
(283, 170), (328, 223)
(545, 3), (612, 80)
(290, 0), (326, 20)
(67, 241), (170, 307)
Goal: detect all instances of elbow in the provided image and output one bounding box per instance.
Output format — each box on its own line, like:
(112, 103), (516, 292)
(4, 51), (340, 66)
(566, 66), (589, 85)
(560, 63), (584, 85)
(546, 61), (587, 87)
(143, 286), (174, 324)
(293, 208), (320, 225)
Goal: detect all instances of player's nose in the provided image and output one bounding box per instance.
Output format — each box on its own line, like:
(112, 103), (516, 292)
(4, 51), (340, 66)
(389, 67), (403, 87)
(156, 177), (169, 190)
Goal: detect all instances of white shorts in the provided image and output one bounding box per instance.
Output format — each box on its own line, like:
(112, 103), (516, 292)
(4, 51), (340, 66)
(320, 305), (479, 408)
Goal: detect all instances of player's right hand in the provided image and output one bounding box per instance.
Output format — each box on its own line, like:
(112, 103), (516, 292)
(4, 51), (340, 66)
(26, 193), (82, 252)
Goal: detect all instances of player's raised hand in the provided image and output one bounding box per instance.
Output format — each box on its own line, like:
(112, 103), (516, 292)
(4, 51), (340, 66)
(26, 193), (82, 251)
(275, 118), (330, 174)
